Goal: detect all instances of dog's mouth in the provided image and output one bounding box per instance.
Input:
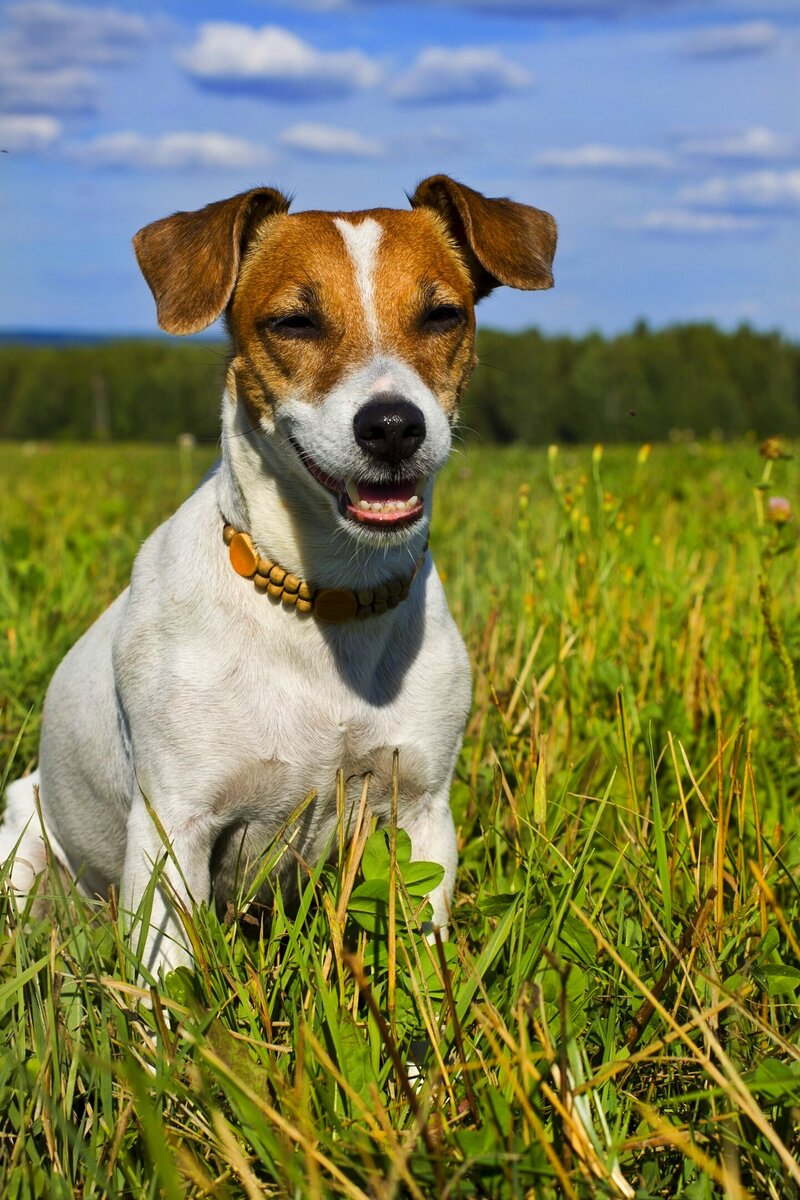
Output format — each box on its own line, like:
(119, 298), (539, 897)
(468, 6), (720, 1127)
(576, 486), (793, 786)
(292, 441), (425, 529)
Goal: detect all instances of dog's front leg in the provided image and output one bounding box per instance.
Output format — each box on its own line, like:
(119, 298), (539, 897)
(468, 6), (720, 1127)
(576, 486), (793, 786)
(120, 792), (214, 979)
(401, 787), (458, 938)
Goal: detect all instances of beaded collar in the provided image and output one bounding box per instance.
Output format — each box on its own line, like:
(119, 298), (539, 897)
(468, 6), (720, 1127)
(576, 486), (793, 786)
(222, 521), (426, 624)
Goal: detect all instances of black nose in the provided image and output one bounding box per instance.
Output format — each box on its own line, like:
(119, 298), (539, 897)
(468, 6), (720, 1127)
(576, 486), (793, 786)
(353, 397), (426, 466)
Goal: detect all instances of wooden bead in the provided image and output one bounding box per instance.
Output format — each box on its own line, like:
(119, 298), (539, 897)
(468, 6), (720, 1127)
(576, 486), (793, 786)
(315, 588), (358, 623)
(230, 532), (258, 578)
(224, 522), (416, 622)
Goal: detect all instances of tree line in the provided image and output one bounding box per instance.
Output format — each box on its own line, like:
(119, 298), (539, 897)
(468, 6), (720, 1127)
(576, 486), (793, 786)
(1, 322), (798, 444)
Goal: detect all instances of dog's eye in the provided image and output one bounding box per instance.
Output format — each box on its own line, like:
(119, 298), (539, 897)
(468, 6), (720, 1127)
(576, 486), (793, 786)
(422, 305), (465, 333)
(267, 312), (320, 339)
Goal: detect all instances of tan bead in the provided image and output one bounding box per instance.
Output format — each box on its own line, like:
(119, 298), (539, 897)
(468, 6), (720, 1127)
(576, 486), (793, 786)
(253, 574), (269, 592)
(230, 532), (258, 578)
(387, 579), (402, 598)
(269, 564), (287, 586)
(282, 590), (297, 607)
(267, 582), (284, 600)
(315, 588), (358, 623)
(222, 523), (236, 546)
(357, 589), (374, 607)
(373, 601), (388, 616)
(257, 557), (273, 576)
(298, 581), (315, 601)
(296, 597), (313, 614)
(283, 573), (301, 594)
(373, 584), (389, 603)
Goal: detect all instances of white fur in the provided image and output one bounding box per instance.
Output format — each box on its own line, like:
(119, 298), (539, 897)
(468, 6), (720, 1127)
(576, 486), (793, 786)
(334, 216), (382, 344)
(1, 247), (472, 981)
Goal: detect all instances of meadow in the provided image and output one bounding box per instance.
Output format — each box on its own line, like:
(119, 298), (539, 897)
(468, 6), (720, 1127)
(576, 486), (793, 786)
(1, 436), (799, 1198)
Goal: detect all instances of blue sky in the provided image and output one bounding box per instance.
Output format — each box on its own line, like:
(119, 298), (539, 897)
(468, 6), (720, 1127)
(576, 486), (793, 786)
(1, 0), (798, 336)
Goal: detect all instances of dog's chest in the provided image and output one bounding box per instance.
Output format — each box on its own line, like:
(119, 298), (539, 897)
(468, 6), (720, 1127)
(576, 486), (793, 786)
(222, 623), (454, 825)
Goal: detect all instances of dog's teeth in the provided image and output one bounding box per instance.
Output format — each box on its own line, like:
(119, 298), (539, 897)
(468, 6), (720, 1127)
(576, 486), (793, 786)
(358, 500), (370, 511)
(346, 479), (361, 505)
(407, 495), (419, 509)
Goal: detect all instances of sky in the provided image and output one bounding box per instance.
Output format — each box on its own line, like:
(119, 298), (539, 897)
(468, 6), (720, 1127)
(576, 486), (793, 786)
(0, 0), (798, 338)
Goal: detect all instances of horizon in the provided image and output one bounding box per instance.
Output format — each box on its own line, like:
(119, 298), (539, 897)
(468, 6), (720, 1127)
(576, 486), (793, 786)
(1, 315), (799, 347)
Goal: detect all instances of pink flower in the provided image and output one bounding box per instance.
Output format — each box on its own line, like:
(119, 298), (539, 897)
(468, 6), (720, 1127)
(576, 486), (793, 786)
(767, 496), (793, 524)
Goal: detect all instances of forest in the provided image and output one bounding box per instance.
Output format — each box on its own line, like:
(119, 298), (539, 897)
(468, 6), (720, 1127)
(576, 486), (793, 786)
(1, 321), (798, 444)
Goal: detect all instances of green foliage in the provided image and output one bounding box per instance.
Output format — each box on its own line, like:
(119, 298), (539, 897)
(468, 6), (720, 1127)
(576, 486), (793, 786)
(1, 438), (799, 1196)
(464, 322), (800, 443)
(0, 339), (227, 442)
(1, 322), (798, 443)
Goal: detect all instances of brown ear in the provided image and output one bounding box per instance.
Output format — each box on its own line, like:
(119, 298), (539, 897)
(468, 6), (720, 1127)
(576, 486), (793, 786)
(410, 174), (556, 301)
(132, 187), (291, 335)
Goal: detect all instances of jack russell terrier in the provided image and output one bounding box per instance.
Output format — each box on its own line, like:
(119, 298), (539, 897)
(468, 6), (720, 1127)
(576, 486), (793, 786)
(1, 176), (556, 977)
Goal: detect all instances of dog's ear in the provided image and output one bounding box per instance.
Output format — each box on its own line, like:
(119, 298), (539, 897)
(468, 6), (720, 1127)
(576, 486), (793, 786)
(132, 187), (291, 335)
(410, 174), (556, 301)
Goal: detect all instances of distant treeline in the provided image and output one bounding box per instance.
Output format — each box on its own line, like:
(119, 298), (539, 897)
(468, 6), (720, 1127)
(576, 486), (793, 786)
(1, 322), (798, 444)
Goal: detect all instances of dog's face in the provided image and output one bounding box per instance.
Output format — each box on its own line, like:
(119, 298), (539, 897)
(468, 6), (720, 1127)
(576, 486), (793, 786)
(134, 176), (556, 542)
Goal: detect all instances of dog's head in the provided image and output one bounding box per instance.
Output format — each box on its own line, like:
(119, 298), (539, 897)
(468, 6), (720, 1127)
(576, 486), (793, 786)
(134, 177), (556, 542)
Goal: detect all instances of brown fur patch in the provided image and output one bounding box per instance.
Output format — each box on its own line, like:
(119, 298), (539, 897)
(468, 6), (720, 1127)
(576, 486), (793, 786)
(133, 188), (290, 335)
(411, 174), (557, 299)
(229, 207), (478, 422)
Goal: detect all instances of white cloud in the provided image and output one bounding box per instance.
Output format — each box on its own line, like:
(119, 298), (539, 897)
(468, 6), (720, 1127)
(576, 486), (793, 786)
(279, 123), (385, 158)
(2, 1), (149, 69)
(0, 114), (60, 153)
(303, 0), (716, 13)
(460, 0), (688, 10)
(179, 23), (381, 101)
(391, 47), (530, 104)
(536, 143), (675, 172)
(677, 127), (796, 165)
(0, 66), (97, 115)
(679, 21), (778, 59)
(680, 170), (800, 211)
(68, 131), (273, 171)
(0, 1), (150, 115)
(629, 209), (765, 235)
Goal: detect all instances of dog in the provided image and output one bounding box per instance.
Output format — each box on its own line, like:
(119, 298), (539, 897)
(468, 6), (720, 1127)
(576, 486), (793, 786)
(1, 175), (556, 977)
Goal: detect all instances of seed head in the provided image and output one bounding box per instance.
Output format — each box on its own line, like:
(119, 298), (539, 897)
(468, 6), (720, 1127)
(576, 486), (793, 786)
(759, 437), (784, 461)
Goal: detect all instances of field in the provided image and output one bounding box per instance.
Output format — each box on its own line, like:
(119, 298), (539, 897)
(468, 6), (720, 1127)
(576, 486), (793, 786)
(1, 437), (799, 1198)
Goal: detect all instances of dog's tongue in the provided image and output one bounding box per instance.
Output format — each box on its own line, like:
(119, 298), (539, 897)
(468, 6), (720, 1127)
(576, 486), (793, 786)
(357, 480), (417, 503)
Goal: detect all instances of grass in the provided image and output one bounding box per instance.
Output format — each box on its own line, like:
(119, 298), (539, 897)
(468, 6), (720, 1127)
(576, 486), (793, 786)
(1, 435), (799, 1198)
